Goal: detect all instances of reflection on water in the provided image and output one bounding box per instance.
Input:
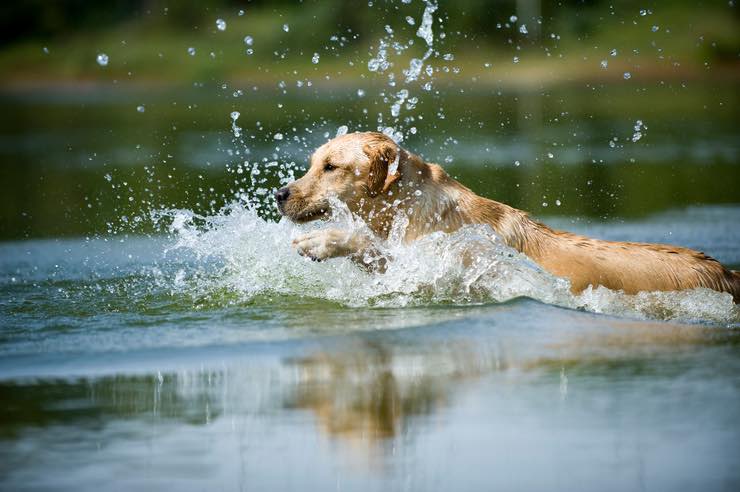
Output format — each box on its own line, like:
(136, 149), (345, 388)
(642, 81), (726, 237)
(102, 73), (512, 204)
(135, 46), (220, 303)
(284, 340), (493, 443)
(0, 338), (495, 443)
(2, 316), (739, 491)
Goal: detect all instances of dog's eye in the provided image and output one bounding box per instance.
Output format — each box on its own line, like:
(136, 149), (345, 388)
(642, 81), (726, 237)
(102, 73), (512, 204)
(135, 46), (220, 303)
(323, 163), (336, 172)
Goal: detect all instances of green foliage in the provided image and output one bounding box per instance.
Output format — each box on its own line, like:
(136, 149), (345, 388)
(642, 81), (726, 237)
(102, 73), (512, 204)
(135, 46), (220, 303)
(0, 0), (737, 83)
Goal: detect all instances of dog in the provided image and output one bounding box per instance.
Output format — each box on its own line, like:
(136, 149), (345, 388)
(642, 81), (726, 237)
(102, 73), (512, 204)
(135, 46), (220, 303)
(275, 131), (740, 302)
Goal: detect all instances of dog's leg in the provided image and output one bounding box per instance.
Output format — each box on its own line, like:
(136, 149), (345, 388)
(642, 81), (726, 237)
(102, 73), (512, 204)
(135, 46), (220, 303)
(292, 228), (389, 272)
(291, 228), (369, 261)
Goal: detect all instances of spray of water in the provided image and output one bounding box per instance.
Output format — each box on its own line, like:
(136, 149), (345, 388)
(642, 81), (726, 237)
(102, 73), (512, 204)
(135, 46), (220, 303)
(138, 1), (738, 326)
(152, 201), (739, 325)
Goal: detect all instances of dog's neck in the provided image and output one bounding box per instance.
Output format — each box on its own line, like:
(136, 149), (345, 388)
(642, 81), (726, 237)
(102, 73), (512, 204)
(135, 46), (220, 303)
(365, 154), (549, 259)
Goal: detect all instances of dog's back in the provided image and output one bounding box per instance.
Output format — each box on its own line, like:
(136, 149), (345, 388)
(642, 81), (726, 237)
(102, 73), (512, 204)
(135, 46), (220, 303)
(456, 193), (740, 302)
(529, 226), (740, 302)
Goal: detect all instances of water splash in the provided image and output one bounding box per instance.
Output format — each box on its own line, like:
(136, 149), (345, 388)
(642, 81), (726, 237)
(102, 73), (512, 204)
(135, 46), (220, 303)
(367, 38), (390, 73)
(366, 0), (445, 139)
(91, 1), (737, 329)
(416, 0), (437, 47)
(632, 119), (646, 142)
(155, 203), (740, 325)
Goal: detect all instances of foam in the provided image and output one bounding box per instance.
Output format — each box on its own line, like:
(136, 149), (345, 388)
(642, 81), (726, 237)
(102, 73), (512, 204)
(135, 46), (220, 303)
(156, 203), (740, 326)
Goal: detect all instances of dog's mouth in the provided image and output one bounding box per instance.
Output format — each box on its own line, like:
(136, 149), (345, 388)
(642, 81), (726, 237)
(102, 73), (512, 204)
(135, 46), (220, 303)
(293, 207), (329, 223)
(279, 203), (330, 223)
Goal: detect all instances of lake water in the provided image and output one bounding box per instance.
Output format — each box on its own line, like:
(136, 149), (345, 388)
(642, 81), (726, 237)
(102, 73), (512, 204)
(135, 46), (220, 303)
(1, 80), (739, 491)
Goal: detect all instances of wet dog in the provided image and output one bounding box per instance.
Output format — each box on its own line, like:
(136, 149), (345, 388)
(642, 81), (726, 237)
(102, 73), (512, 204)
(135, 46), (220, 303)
(276, 131), (740, 302)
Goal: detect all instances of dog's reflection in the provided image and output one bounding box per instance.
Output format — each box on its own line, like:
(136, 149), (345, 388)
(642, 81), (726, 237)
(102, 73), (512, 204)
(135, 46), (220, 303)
(283, 340), (498, 443)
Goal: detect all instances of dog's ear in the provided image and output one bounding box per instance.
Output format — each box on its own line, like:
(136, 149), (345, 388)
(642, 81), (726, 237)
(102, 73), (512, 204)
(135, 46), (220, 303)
(364, 141), (401, 196)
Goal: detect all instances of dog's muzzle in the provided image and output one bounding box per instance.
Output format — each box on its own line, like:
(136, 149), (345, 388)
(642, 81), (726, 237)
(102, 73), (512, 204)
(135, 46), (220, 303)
(275, 187), (290, 214)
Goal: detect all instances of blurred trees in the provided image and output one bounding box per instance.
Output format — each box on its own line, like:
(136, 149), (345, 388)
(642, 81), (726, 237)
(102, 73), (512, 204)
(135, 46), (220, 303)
(3, 0), (735, 46)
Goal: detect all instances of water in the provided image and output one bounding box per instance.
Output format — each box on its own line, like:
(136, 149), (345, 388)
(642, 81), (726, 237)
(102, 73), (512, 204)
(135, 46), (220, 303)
(1, 202), (739, 490)
(1, 85), (739, 491)
(2, 2), (740, 489)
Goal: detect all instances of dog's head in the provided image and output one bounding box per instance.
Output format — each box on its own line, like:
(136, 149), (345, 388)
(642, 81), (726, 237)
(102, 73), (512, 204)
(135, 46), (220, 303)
(275, 132), (402, 222)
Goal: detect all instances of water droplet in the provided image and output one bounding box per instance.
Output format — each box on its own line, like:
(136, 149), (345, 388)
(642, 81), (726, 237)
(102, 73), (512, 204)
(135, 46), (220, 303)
(356, 89), (365, 97)
(311, 52), (320, 64)
(244, 35), (253, 46)
(639, 9), (648, 16)
(509, 15), (518, 23)
(230, 111), (240, 120)
(547, 152), (554, 158)
(273, 133), (284, 140)
(610, 48), (618, 56)
(136, 105), (145, 113)
(631, 119), (645, 142)
(42, 46), (49, 54)
(513, 56), (519, 64)
(216, 18), (226, 31)
(519, 24), (528, 35)
(336, 125), (348, 137)
(623, 72), (632, 80)
(415, 1), (437, 47)
(406, 16), (415, 25)
(556, 199), (562, 206)
(651, 25), (659, 32)
(600, 60), (608, 69)
(187, 47), (196, 56)
(282, 24), (290, 32)
(514, 160), (521, 166)
(96, 53), (109, 66)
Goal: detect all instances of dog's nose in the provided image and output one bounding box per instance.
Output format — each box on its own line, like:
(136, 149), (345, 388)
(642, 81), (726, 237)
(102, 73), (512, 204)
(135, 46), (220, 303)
(275, 187), (290, 204)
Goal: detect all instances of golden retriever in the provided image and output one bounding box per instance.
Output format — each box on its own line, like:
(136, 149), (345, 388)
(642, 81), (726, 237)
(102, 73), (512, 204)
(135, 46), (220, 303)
(276, 131), (740, 302)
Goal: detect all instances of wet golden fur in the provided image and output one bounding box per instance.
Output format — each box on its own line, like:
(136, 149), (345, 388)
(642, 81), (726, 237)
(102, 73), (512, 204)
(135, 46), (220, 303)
(278, 132), (740, 302)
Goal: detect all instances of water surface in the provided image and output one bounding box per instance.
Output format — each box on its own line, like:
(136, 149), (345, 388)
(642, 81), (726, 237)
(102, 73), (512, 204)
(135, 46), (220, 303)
(1, 62), (739, 491)
(1, 201), (739, 491)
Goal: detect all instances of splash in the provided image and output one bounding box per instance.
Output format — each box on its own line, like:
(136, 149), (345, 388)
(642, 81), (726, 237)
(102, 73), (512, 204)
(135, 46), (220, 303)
(415, 0), (437, 47)
(366, 0), (446, 141)
(127, 2), (736, 328)
(155, 203), (740, 325)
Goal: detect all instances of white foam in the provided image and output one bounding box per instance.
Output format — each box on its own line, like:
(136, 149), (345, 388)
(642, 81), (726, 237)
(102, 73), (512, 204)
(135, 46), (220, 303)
(157, 204), (739, 325)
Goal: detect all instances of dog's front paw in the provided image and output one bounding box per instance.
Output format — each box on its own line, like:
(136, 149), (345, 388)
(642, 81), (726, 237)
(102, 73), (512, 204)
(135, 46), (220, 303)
(292, 229), (353, 261)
